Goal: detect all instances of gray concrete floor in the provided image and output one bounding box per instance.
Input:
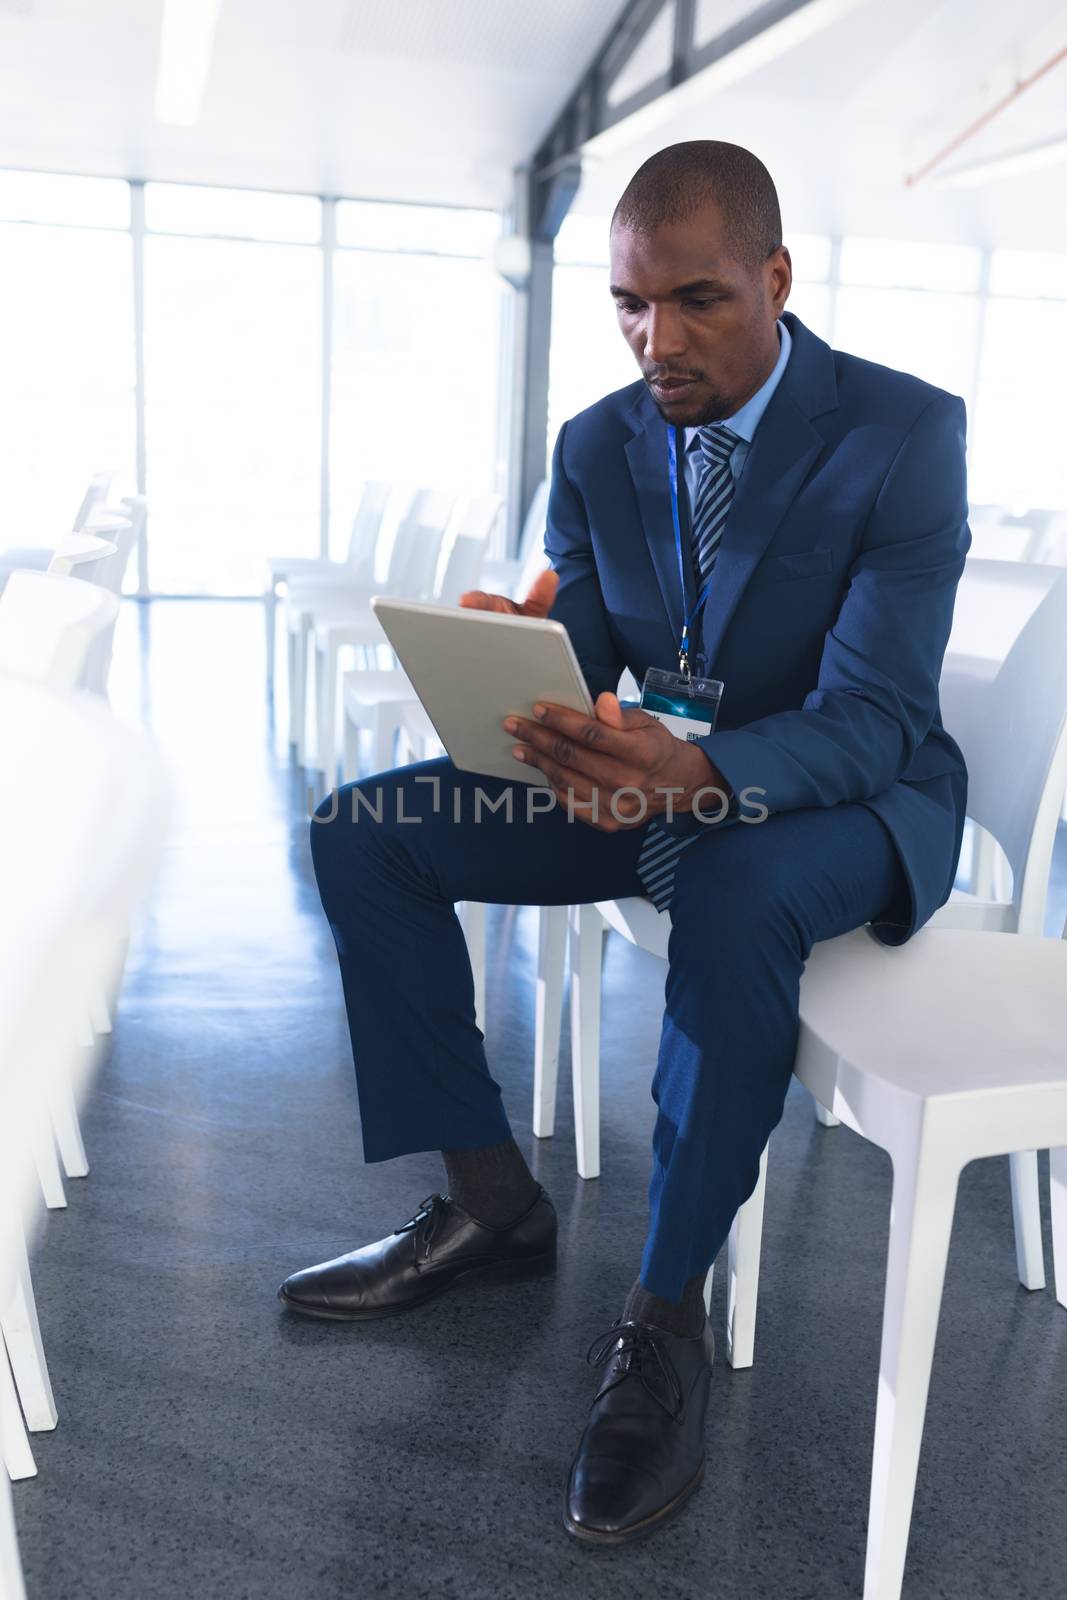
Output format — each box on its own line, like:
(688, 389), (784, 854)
(12, 599), (1067, 1600)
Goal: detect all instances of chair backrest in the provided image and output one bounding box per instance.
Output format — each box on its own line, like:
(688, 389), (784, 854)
(433, 495), (502, 603)
(940, 559), (1067, 933)
(0, 570), (120, 692)
(70, 470), (115, 533)
(436, 535), (492, 606)
(344, 481), (392, 581)
(385, 490), (455, 597)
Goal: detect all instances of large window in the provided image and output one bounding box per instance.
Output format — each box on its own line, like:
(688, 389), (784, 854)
(143, 185), (322, 595)
(0, 171), (505, 596)
(0, 173), (135, 540)
(329, 202), (505, 560)
(548, 214), (642, 459)
(970, 253), (1067, 510)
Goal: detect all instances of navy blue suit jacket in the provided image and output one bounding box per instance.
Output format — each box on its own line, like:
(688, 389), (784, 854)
(545, 308), (970, 945)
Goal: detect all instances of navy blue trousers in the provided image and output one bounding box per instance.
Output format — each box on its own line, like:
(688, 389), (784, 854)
(309, 758), (904, 1301)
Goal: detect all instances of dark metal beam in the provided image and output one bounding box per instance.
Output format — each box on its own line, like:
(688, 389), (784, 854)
(531, 0), (824, 208)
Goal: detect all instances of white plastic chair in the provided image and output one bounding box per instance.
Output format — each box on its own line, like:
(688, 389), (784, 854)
(282, 483), (398, 756)
(477, 478), (550, 597)
(0, 675), (169, 1525)
(339, 497), (503, 780)
(284, 489), (449, 765)
(544, 563), (1067, 1215)
(70, 470), (116, 533)
(306, 491), (455, 781)
(730, 921), (1067, 1600)
(0, 571), (124, 1210)
(266, 481), (391, 688)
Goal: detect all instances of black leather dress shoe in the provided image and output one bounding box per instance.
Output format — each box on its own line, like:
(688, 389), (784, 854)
(563, 1315), (715, 1545)
(278, 1187), (556, 1321)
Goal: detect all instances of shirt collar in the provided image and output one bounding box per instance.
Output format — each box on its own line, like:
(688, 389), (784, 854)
(684, 316), (792, 453)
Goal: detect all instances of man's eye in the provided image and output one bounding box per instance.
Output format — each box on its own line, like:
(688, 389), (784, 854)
(615, 300), (643, 314)
(685, 298), (719, 310)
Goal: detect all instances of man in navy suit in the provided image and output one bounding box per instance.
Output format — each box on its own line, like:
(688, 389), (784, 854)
(282, 141), (969, 1545)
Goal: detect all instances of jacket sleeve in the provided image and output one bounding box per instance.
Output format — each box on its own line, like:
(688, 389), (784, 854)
(701, 393), (970, 811)
(543, 420), (626, 701)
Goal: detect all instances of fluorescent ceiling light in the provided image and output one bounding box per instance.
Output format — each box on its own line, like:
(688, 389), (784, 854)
(929, 133), (1067, 189)
(154, 0), (223, 127)
(585, 0), (864, 160)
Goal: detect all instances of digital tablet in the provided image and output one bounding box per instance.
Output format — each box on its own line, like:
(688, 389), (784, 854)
(370, 595), (595, 786)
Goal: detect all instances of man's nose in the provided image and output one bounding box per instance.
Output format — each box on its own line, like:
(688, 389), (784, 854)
(644, 306), (687, 367)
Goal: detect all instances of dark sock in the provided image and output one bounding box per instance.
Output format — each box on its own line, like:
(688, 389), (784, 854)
(441, 1136), (540, 1227)
(623, 1273), (707, 1338)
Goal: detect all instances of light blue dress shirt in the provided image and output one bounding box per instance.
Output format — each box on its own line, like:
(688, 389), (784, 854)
(682, 315), (792, 506)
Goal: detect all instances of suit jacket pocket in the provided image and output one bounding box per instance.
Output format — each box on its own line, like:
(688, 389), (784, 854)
(747, 546), (835, 588)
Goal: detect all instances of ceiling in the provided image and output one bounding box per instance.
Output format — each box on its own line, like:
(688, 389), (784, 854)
(0, 0), (627, 206)
(0, 0), (1064, 250)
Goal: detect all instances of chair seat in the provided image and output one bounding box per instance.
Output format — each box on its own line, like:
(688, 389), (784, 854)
(799, 926), (1067, 1105)
(595, 895), (669, 959)
(342, 668), (415, 710)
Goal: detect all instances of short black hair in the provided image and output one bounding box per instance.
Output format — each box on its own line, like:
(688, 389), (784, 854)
(611, 140), (782, 275)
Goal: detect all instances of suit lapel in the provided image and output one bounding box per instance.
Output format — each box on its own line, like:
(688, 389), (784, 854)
(698, 389), (826, 669)
(623, 311), (839, 673)
(623, 413), (681, 641)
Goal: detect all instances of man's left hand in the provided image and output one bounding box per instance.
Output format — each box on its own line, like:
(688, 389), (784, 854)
(502, 692), (728, 832)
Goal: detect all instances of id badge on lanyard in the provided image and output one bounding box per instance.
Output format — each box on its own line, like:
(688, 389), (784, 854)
(639, 425), (725, 741)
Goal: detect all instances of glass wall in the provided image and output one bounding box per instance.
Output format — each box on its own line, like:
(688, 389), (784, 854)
(2, 162), (1065, 597)
(0, 172), (135, 540)
(329, 203), (505, 560)
(144, 186), (323, 594)
(0, 170), (503, 595)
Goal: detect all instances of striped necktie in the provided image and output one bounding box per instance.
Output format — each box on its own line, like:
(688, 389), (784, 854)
(634, 423), (741, 913)
(691, 423), (742, 587)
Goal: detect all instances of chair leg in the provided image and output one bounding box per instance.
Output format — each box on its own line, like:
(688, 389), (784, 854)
(0, 1229), (56, 1434)
(459, 903), (487, 1035)
(30, 1115), (64, 1212)
(726, 1143), (769, 1370)
(48, 1075), (88, 1181)
(532, 906), (567, 1139)
(862, 1147), (960, 1600)
(569, 904), (602, 1181)
(0, 1466), (27, 1599)
(264, 587), (276, 687)
(372, 707), (395, 775)
(1051, 1146), (1067, 1311)
(341, 707), (360, 784)
(286, 620), (302, 751)
(88, 984), (111, 1037)
(814, 1098), (841, 1128)
(970, 826), (997, 900)
(1008, 1150), (1045, 1291)
(0, 1341), (35, 1482)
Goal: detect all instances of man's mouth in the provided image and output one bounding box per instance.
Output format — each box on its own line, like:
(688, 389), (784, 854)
(647, 375), (701, 400)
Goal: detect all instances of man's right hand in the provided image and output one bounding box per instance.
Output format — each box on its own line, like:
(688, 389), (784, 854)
(459, 567), (559, 618)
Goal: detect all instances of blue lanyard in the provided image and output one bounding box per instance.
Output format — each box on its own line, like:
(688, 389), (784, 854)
(666, 425), (717, 679)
